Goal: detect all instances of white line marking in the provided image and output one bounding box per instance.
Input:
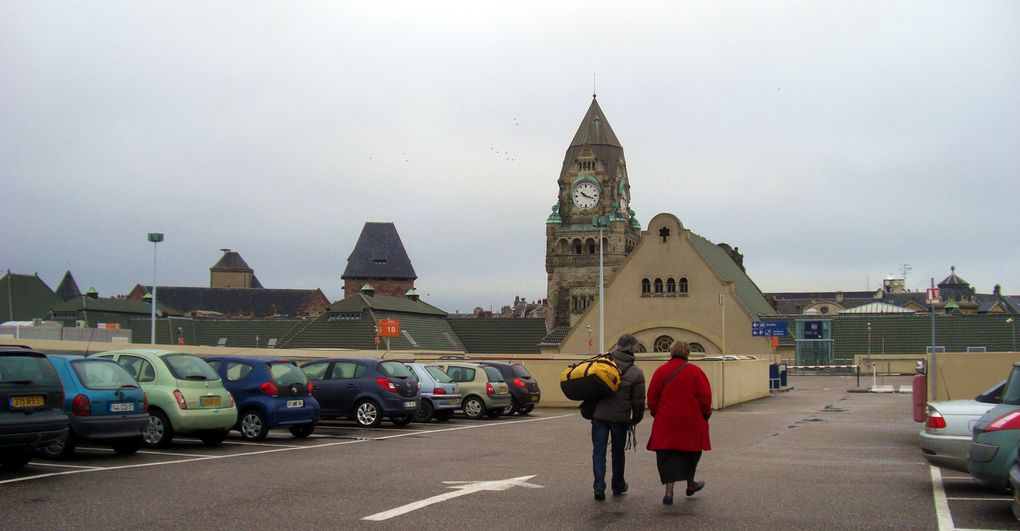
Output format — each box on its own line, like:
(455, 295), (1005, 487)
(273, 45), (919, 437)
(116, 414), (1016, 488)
(362, 475), (543, 521)
(0, 414), (573, 486)
(930, 466), (955, 531)
(29, 462), (103, 470)
(137, 450), (214, 458)
(945, 497), (1012, 502)
(221, 441), (302, 448)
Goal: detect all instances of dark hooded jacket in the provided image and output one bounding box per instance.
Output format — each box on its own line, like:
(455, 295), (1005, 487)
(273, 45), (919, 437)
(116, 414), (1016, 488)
(592, 350), (645, 425)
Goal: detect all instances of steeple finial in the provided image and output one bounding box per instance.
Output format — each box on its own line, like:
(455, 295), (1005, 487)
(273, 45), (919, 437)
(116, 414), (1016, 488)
(592, 72), (596, 99)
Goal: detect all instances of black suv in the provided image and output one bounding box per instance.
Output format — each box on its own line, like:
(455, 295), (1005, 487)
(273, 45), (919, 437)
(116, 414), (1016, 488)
(477, 361), (540, 416)
(0, 346), (69, 469)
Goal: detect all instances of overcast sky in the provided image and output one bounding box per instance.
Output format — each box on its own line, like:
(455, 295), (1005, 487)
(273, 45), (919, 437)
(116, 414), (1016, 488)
(2, 1), (1018, 314)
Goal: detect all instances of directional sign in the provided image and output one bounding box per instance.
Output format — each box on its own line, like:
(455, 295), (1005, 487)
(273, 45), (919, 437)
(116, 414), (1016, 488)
(752, 320), (789, 337)
(377, 318), (400, 337)
(362, 475), (543, 521)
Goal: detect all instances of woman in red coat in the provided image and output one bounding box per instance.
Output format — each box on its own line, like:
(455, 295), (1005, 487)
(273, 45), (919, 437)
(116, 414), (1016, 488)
(646, 340), (712, 505)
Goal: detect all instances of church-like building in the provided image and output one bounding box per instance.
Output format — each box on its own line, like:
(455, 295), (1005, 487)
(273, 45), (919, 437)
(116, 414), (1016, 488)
(542, 97), (778, 356)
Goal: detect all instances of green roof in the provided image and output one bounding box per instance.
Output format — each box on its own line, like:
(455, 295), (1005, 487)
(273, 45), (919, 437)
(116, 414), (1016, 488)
(0, 272), (60, 322)
(448, 318), (547, 354)
(329, 293), (446, 316)
(689, 233), (778, 319)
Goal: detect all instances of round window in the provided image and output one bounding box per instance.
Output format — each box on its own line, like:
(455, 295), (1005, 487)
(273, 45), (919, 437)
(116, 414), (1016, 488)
(653, 335), (674, 352)
(690, 342), (706, 353)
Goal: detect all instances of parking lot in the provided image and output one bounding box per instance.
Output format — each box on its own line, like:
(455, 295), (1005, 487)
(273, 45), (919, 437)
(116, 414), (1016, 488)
(1, 375), (1016, 530)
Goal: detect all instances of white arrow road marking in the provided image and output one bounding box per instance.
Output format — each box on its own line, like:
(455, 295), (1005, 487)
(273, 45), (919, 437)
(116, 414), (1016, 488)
(362, 475), (543, 521)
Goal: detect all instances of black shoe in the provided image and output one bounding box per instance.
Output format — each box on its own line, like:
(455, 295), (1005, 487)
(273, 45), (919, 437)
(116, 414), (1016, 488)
(612, 483), (629, 496)
(594, 489), (605, 501)
(662, 494), (673, 505)
(685, 480), (705, 497)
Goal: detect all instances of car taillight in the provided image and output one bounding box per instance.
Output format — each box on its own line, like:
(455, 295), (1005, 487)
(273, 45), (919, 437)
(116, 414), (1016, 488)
(71, 394), (90, 416)
(307, 381), (314, 394)
(925, 410), (947, 430)
(433, 387), (447, 395)
(173, 389), (188, 409)
(376, 377), (398, 393)
(986, 411), (1020, 432)
(143, 393), (149, 413)
(227, 392), (235, 407)
(486, 382), (495, 395)
(513, 378), (527, 389)
(260, 382), (279, 396)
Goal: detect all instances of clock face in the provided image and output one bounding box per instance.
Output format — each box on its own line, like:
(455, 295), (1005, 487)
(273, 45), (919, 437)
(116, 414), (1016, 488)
(571, 181), (600, 210)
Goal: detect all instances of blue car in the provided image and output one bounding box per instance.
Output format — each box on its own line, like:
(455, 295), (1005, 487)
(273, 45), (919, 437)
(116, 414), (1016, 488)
(204, 356), (320, 440)
(300, 358), (419, 428)
(41, 355), (149, 458)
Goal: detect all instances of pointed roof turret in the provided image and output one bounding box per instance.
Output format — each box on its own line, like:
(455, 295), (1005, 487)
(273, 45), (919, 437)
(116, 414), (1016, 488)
(342, 223), (417, 281)
(55, 271), (82, 301)
(569, 96), (621, 149)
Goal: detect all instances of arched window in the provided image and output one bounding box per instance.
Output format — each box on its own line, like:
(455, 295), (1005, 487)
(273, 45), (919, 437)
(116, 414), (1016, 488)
(690, 342), (706, 353)
(654, 278), (664, 294)
(634, 342), (647, 353)
(641, 278), (651, 296)
(679, 277), (689, 294)
(586, 238), (596, 255)
(666, 278), (676, 294)
(573, 239), (582, 255)
(653, 335), (674, 352)
(558, 239), (569, 254)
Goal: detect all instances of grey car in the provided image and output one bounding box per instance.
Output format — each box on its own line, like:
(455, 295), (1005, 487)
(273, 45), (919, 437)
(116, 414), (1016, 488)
(919, 379), (1004, 473)
(404, 363), (461, 423)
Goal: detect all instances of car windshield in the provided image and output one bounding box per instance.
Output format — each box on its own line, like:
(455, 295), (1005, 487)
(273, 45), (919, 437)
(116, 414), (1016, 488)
(269, 362), (308, 386)
(482, 366), (504, 382)
(71, 360), (138, 390)
(162, 354), (220, 381)
(379, 361), (413, 378)
(0, 354), (60, 385)
(1002, 367), (1020, 405)
(511, 364), (532, 378)
(425, 366), (454, 383)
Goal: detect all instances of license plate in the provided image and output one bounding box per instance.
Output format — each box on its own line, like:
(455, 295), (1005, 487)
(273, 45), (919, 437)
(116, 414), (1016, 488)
(404, 401), (416, 408)
(200, 396), (222, 407)
(531, 394), (539, 401)
(287, 399), (303, 408)
(447, 398), (459, 405)
(110, 402), (135, 412)
(10, 395), (45, 408)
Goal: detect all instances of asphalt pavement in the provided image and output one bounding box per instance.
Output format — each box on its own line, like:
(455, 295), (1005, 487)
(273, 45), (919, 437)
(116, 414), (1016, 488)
(1, 375), (1015, 530)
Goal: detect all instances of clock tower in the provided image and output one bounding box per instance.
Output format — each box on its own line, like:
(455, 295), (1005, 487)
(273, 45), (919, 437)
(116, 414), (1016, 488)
(545, 96), (641, 332)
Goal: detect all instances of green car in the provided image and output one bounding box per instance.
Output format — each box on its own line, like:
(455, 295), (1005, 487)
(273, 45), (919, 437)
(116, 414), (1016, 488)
(426, 362), (511, 420)
(94, 349), (237, 448)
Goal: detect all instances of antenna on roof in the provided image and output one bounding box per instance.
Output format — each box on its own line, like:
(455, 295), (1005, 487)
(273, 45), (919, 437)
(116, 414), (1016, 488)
(900, 263), (912, 286)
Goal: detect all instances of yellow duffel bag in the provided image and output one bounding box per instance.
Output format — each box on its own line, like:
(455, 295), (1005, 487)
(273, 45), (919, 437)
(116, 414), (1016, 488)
(560, 354), (622, 401)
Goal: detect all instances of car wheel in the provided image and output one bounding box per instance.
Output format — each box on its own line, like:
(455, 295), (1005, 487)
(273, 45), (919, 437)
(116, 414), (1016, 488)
(199, 429), (227, 446)
(518, 403), (535, 415)
(414, 400), (435, 422)
(239, 410), (268, 440)
(111, 437), (143, 455)
(354, 399), (383, 428)
(433, 409), (454, 423)
(462, 396), (485, 420)
(289, 424), (315, 438)
(391, 416), (412, 426)
(501, 397), (518, 417)
(41, 433), (76, 460)
(1, 448), (33, 470)
(143, 410), (174, 448)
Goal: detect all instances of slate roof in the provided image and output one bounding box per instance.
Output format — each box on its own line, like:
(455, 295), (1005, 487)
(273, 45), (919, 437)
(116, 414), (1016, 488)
(0, 272), (61, 322)
(559, 97), (625, 184)
(55, 271), (82, 301)
(128, 317), (303, 347)
(210, 251), (253, 272)
(689, 232), (779, 319)
(328, 293), (445, 316)
(133, 285), (327, 318)
(342, 223), (417, 281)
(540, 326), (571, 346)
(447, 318), (548, 354)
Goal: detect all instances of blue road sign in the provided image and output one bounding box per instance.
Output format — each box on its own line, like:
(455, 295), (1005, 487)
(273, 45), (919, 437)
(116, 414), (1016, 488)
(752, 320), (789, 337)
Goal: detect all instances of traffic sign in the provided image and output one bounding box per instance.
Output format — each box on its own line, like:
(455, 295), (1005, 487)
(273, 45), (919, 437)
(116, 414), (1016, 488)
(378, 318), (400, 337)
(926, 288), (940, 304)
(752, 320), (789, 337)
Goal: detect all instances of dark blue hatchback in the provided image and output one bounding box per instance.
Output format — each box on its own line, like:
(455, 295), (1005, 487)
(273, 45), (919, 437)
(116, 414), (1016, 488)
(300, 358), (419, 428)
(204, 356), (320, 440)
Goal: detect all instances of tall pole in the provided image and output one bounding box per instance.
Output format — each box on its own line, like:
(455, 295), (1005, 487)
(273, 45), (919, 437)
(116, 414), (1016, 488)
(148, 233), (164, 345)
(929, 277), (937, 400)
(598, 223), (605, 352)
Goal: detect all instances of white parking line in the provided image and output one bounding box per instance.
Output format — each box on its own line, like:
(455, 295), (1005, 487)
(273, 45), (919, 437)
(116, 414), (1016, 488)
(221, 440), (303, 448)
(29, 462), (102, 470)
(138, 450), (214, 458)
(945, 497), (1012, 502)
(0, 414), (572, 486)
(930, 466), (955, 531)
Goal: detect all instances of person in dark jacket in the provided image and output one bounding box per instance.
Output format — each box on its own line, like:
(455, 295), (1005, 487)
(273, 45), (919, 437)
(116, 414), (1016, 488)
(646, 340), (712, 505)
(590, 333), (646, 501)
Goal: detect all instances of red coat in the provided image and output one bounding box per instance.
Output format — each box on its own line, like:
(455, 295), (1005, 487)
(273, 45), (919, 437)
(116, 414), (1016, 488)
(646, 358), (712, 452)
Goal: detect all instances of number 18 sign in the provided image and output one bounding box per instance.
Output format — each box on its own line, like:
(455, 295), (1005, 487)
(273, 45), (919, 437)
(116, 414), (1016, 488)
(378, 319), (400, 337)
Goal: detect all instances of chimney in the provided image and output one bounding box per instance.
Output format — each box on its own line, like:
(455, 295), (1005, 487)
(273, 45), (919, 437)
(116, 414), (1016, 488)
(994, 284), (1002, 295)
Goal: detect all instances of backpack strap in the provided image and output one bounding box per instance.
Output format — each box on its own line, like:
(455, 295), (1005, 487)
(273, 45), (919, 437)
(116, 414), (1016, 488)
(661, 362), (688, 390)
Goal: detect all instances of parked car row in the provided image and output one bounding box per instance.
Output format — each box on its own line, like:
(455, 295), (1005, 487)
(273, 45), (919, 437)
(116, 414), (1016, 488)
(2, 347), (541, 470)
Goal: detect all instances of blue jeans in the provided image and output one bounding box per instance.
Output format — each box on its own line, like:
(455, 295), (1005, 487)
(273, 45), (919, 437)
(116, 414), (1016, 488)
(591, 419), (629, 492)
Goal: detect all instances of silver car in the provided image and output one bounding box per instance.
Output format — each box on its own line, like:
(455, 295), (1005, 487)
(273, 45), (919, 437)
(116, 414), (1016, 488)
(404, 363), (461, 423)
(919, 380), (1004, 473)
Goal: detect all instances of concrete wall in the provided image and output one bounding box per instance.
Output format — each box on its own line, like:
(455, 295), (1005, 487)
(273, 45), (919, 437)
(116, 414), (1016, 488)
(12, 339), (771, 410)
(924, 351), (1020, 402)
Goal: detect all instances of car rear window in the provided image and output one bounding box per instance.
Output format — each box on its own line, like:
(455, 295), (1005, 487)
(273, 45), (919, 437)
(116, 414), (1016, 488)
(379, 361), (413, 378)
(482, 366), (504, 382)
(269, 362), (308, 386)
(0, 354), (60, 385)
(162, 354), (220, 381)
(511, 364), (531, 378)
(425, 366), (454, 383)
(71, 360), (139, 390)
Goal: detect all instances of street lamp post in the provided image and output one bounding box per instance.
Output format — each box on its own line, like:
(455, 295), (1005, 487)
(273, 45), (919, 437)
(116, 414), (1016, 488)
(593, 216), (608, 352)
(147, 232), (164, 344)
(1008, 318), (1017, 352)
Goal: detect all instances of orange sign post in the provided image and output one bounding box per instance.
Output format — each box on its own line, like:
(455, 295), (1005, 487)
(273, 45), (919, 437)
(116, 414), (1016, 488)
(378, 319), (400, 337)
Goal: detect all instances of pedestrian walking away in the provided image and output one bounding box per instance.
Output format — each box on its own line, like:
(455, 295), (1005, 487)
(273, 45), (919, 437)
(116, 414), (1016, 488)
(589, 334), (646, 501)
(646, 340), (712, 505)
